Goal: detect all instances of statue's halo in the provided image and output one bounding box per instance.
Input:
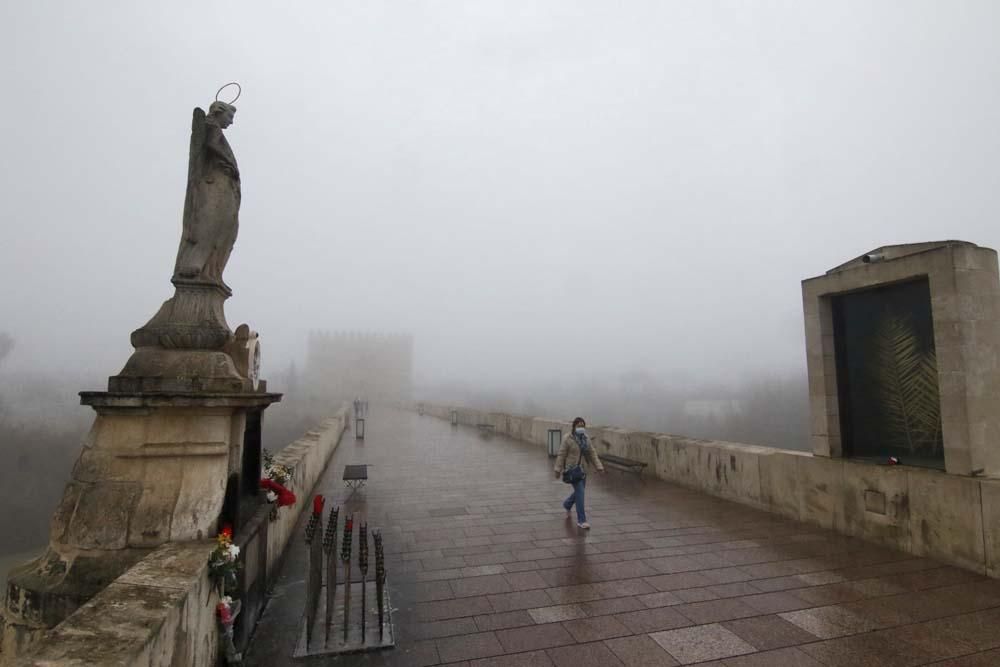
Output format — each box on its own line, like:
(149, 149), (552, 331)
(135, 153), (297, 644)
(215, 82), (242, 105)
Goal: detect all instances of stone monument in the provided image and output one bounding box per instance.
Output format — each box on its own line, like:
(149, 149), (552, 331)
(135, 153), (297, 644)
(802, 241), (1000, 476)
(1, 84), (281, 659)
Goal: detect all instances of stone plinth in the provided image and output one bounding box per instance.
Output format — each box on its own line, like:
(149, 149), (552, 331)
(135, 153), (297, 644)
(1, 391), (279, 659)
(802, 241), (1000, 476)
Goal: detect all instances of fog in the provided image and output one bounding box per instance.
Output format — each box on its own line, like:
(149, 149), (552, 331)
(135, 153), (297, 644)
(1, 2), (999, 553)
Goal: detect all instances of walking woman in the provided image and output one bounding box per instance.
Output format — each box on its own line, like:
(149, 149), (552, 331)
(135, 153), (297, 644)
(554, 417), (605, 529)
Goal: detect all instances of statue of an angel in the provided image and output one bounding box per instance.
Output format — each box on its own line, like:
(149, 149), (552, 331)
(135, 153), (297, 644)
(173, 95), (241, 291)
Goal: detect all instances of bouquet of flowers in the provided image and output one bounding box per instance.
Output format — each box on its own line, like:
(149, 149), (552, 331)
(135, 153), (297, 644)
(209, 526), (240, 593)
(262, 449), (296, 521)
(260, 478), (296, 507)
(263, 449), (293, 486)
(216, 594), (243, 664)
(216, 595), (236, 627)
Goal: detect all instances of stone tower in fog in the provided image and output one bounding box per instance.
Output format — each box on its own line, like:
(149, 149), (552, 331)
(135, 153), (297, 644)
(303, 331), (413, 404)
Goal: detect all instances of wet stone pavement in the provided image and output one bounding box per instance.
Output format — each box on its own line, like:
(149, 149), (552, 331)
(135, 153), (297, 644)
(246, 409), (1000, 666)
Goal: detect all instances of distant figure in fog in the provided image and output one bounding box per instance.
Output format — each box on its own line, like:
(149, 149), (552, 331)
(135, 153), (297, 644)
(554, 417), (605, 529)
(353, 397), (361, 418)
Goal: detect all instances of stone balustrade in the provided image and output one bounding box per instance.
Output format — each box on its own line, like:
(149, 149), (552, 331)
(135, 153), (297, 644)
(417, 402), (1000, 579)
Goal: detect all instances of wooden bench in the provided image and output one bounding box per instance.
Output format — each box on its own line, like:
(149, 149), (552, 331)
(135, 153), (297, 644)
(600, 454), (647, 477)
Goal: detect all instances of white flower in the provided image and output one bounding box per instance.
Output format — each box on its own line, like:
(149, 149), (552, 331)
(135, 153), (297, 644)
(227, 544), (240, 560)
(266, 490), (278, 503)
(220, 595), (233, 607)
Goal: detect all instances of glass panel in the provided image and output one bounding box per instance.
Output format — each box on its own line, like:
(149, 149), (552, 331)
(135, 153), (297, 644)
(832, 278), (944, 469)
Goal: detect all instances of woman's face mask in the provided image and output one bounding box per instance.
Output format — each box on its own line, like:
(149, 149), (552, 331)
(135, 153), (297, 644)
(575, 426), (586, 435)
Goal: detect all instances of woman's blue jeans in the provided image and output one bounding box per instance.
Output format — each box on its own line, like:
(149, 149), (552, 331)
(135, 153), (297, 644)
(563, 477), (587, 523)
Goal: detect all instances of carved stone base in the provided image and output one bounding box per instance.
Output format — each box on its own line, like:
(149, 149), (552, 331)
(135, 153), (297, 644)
(0, 392), (281, 661)
(110, 348), (246, 393)
(131, 280), (232, 350)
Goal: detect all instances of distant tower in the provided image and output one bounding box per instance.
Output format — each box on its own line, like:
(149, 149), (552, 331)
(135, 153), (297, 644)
(303, 331), (413, 406)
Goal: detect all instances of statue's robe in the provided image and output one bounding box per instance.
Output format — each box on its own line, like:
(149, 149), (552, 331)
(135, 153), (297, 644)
(173, 108), (241, 289)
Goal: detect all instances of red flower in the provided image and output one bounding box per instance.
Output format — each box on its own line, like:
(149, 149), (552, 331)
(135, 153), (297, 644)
(260, 479), (297, 508)
(221, 524), (233, 539)
(216, 602), (233, 625)
(313, 494), (325, 516)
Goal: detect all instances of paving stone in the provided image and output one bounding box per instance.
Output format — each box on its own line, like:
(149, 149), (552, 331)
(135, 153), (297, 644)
(650, 623), (756, 664)
(721, 614), (819, 650)
(637, 591), (683, 608)
(488, 589), (555, 613)
(720, 646), (823, 666)
(578, 596), (646, 617)
(615, 606), (692, 633)
(436, 631), (505, 663)
(528, 604), (587, 624)
(495, 622), (576, 653)
(404, 617), (480, 641)
(416, 596), (495, 622)
(738, 591), (812, 614)
(546, 641), (625, 667)
(473, 610), (534, 632)
(561, 615), (632, 642)
(675, 598), (759, 624)
(504, 571), (548, 591)
(779, 605), (875, 639)
(605, 634), (680, 666)
(469, 650), (555, 667)
(450, 575), (513, 598)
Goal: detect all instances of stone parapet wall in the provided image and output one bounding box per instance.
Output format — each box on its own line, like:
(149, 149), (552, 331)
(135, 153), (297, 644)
(9, 541), (218, 666)
(10, 405), (349, 667)
(265, 407), (350, 583)
(416, 402), (1000, 579)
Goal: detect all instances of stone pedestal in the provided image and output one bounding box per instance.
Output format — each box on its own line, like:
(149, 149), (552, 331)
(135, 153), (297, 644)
(802, 241), (1000, 476)
(1, 390), (280, 658)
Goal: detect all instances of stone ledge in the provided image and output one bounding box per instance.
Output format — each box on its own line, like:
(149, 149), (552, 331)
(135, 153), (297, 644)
(10, 541), (216, 667)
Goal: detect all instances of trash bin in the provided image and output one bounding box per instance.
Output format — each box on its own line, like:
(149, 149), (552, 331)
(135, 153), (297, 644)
(547, 429), (561, 458)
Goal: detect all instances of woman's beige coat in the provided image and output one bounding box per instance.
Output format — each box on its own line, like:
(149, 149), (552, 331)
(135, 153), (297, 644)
(554, 433), (605, 475)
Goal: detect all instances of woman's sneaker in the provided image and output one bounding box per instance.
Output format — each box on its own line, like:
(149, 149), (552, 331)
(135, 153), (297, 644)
(577, 522), (591, 529)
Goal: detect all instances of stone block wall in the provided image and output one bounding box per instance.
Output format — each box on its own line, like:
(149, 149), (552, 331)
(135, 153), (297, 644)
(265, 408), (349, 583)
(9, 405), (348, 667)
(417, 403), (1000, 579)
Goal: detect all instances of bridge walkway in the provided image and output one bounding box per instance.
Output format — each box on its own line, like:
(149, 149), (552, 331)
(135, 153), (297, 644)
(247, 408), (1000, 666)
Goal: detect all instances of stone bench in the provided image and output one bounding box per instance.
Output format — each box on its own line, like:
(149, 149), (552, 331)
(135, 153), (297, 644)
(600, 454), (647, 477)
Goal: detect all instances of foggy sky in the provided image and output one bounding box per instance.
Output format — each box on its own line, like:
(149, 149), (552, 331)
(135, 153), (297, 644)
(2, 1), (998, 392)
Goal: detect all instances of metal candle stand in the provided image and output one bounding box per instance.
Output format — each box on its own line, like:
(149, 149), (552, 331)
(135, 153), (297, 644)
(303, 496), (324, 647)
(373, 528), (386, 641)
(294, 507), (394, 659)
(359, 523), (368, 642)
(323, 506), (339, 644)
(341, 514), (353, 643)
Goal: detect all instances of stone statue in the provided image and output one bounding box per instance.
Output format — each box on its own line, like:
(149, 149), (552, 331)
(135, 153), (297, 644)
(117, 85), (254, 389)
(173, 101), (241, 291)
